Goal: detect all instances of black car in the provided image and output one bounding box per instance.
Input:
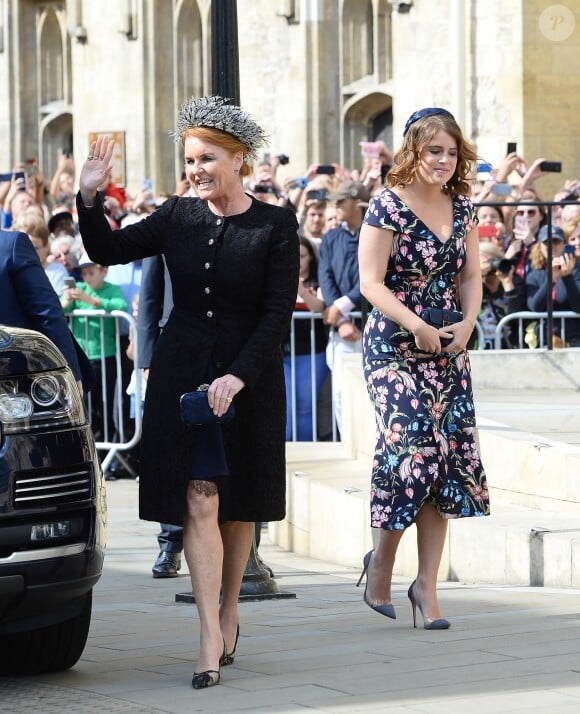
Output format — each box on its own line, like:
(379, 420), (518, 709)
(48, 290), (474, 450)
(0, 325), (106, 675)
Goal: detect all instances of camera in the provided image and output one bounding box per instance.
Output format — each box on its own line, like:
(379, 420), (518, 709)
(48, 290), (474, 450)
(277, 154), (289, 165)
(489, 257), (513, 275)
(254, 184), (276, 194)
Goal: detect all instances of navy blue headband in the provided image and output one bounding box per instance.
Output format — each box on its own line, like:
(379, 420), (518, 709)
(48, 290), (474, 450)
(403, 107), (455, 136)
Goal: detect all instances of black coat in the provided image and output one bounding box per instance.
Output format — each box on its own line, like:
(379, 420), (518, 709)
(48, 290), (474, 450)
(77, 193), (299, 525)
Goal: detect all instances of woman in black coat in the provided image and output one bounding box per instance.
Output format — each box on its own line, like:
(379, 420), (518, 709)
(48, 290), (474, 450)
(77, 97), (299, 690)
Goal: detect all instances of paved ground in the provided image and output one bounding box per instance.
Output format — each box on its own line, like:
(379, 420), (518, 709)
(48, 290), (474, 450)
(1, 479), (579, 713)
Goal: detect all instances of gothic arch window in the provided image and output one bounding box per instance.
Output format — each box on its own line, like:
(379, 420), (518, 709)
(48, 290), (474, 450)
(38, 8), (64, 106)
(342, 0), (373, 86)
(175, 0), (204, 101)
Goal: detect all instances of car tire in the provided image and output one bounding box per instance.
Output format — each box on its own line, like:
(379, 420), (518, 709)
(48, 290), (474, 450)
(0, 590), (92, 675)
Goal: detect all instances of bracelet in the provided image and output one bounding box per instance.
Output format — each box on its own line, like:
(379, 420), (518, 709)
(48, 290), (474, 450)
(464, 316), (475, 328)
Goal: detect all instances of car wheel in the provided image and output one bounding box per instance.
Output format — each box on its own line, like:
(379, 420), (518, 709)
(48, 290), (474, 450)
(0, 590), (92, 675)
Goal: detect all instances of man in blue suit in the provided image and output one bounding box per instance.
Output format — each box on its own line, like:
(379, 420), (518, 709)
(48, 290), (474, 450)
(0, 229), (83, 384)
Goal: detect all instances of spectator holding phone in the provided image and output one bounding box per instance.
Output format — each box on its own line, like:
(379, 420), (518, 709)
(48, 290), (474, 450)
(476, 205), (508, 250)
(526, 225), (580, 347)
(1, 179), (38, 229)
(476, 240), (526, 348)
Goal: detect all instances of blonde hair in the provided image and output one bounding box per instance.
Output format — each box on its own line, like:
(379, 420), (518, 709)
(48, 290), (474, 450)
(563, 215), (580, 240)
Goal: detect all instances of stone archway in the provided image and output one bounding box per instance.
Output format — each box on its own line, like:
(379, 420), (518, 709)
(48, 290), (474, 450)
(342, 92), (392, 171)
(40, 113), (73, 184)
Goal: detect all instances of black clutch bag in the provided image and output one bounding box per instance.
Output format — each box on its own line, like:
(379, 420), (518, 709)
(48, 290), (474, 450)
(179, 385), (235, 426)
(421, 308), (463, 347)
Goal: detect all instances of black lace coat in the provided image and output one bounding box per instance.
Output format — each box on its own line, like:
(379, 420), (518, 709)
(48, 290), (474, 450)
(77, 193), (299, 525)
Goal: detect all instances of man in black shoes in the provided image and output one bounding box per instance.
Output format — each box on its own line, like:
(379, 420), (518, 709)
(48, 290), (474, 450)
(137, 255), (184, 578)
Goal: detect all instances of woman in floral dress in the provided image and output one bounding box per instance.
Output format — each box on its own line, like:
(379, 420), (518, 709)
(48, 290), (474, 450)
(357, 108), (490, 629)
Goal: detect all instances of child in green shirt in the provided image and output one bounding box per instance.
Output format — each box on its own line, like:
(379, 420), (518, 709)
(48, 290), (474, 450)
(62, 254), (128, 441)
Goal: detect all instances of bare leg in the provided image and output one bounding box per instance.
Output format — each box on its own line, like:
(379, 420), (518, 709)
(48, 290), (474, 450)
(219, 521), (254, 653)
(365, 528), (404, 605)
(183, 480), (223, 673)
(413, 503), (448, 619)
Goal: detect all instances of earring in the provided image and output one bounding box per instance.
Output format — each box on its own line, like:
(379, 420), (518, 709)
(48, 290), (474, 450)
(234, 167), (240, 174)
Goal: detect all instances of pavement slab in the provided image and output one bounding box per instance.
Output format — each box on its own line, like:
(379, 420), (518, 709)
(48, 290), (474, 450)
(1, 479), (579, 713)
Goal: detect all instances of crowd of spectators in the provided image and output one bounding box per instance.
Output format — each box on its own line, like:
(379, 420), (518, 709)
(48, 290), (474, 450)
(1, 136), (579, 446)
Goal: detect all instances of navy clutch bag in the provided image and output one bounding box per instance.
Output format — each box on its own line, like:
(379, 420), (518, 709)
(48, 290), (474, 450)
(421, 308), (463, 347)
(180, 385), (235, 426)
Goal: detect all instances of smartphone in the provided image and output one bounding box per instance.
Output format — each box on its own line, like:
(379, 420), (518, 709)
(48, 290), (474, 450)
(360, 141), (380, 158)
(539, 161), (562, 173)
(506, 142), (517, 155)
(64, 277), (77, 290)
(491, 182), (512, 196)
(306, 189), (329, 201)
(478, 225), (498, 239)
(514, 216), (527, 232)
(316, 165), (335, 175)
(143, 179), (153, 192)
(563, 244), (576, 256)
(477, 161), (493, 174)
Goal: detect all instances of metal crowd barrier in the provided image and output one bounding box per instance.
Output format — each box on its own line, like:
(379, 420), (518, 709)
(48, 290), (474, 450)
(494, 311), (580, 350)
(67, 309), (142, 474)
(286, 310), (484, 443)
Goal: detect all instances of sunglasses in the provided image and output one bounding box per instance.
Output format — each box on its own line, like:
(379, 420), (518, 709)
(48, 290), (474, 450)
(516, 208), (539, 216)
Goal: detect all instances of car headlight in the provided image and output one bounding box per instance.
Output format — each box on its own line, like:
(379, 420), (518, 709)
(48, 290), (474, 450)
(0, 369), (86, 433)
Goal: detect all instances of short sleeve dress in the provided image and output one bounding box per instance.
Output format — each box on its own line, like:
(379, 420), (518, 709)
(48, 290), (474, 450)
(362, 189), (490, 530)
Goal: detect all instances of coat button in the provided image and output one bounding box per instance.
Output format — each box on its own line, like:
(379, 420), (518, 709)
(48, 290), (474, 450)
(207, 310), (214, 318)
(204, 262), (211, 269)
(208, 238), (215, 245)
(216, 218), (222, 225)
(204, 287), (211, 294)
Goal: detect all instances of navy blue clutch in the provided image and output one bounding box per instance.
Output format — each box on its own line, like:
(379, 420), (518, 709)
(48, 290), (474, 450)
(421, 308), (463, 347)
(179, 386), (235, 425)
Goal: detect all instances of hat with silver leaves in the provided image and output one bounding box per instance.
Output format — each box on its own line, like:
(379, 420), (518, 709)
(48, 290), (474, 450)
(172, 95), (268, 163)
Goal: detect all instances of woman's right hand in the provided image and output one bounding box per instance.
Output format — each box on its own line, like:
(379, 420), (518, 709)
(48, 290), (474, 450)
(79, 135), (115, 205)
(412, 320), (442, 354)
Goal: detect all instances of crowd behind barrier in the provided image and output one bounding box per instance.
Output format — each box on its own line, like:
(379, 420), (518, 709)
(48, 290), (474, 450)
(66, 310), (143, 473)
(1, 134), (580, 454)
(493, 311), (580, 350)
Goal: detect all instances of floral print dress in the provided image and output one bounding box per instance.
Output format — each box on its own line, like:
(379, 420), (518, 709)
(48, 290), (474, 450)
(362, 189), (490, 530)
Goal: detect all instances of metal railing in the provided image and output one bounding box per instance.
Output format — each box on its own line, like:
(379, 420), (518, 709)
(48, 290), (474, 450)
(494, 311), (580, 350)
(67, 310), (142, 473)
(285, 310), (484, 443)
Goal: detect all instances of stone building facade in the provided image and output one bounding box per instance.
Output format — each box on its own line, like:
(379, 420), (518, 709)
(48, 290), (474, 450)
(0, 0), (577, 197)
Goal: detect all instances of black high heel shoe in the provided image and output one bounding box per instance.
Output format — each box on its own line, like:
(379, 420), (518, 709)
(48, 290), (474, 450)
(192, 640), (226, 689)
(407, 580), (450, 630)
(219, 625), (239, 667)
(356, 550), (396, 619)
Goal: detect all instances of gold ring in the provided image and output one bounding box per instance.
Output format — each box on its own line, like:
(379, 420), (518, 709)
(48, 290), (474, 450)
(226, 397), (233, 403)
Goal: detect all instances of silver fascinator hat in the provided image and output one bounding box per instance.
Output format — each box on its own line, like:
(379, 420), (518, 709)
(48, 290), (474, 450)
(172, 95), (268, 163)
